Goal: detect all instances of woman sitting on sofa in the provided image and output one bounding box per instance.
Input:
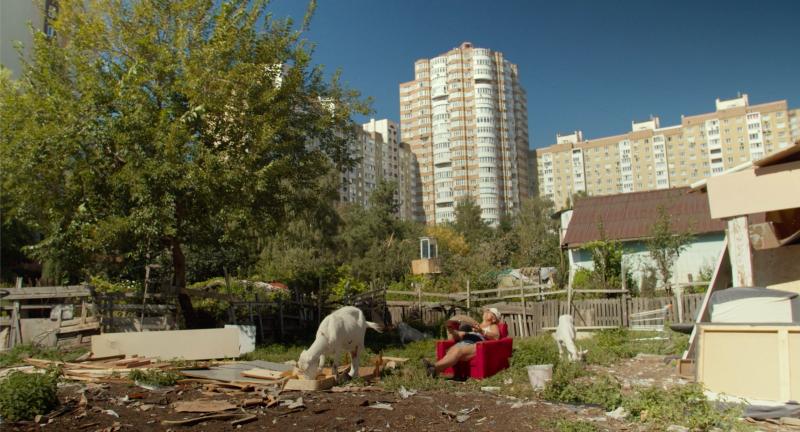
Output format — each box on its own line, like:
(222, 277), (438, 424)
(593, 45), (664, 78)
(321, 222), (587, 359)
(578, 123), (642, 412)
(422, 307), (501, 377)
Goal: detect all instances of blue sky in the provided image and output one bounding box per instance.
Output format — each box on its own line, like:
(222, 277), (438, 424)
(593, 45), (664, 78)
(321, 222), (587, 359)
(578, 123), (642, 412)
(267, 0), (800, 149)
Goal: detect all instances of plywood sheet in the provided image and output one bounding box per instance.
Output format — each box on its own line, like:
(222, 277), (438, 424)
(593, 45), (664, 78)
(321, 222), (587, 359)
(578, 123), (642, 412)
(707, 161), (800, 219)
(697, 325), (800, 402)
(92, 328), (240, 360)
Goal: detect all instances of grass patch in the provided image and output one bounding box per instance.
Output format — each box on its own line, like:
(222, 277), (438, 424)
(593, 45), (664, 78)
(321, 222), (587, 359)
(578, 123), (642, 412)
(623, 384), (752, 431)
(0, 368), (60, 421)
(578, 328), (688, 365)
(240, 343), (307, 363)
(0, 343), (89, 368)
(541, 362), (622, 410)
(540, 419), (599, 432)
(129, 369), (181, 387)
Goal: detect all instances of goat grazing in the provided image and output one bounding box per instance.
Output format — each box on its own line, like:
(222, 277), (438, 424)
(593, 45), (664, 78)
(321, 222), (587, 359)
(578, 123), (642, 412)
(553, 314), (587, 361)
(297, 306), (383, 382)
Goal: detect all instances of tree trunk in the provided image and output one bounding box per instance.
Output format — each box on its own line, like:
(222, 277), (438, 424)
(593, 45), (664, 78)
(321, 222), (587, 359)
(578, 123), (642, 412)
(172, 238), (197, 328)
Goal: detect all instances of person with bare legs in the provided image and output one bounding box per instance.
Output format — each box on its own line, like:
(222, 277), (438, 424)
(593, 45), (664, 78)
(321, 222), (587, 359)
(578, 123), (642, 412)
(422, 308), (501, 377)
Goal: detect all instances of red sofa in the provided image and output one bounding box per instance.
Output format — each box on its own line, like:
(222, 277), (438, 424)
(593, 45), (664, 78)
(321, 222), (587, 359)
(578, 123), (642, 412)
(435, 321), (513, 379)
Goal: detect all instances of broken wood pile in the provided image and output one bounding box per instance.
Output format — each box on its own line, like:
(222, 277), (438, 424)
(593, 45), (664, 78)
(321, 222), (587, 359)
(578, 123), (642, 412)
(22, 354), (175, 382)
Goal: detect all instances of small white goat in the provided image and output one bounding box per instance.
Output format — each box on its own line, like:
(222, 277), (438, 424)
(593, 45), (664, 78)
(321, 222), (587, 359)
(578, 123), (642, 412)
(297, 306), (383, 382)
(553, 314), (587, 361)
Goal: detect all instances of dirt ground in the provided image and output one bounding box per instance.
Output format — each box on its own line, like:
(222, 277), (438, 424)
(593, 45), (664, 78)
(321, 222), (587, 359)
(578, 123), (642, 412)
(2, 354), (787, 431)
(4, 381), (630, 432)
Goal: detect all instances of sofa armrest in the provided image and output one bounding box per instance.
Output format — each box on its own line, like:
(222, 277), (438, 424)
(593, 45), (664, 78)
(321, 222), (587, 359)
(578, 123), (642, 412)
(436, 339), (457, 360)
(475, 337), (513, 356)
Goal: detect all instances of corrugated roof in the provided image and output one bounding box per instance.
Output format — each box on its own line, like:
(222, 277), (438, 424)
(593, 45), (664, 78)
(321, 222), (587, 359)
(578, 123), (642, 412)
(562, 187), (725, 248)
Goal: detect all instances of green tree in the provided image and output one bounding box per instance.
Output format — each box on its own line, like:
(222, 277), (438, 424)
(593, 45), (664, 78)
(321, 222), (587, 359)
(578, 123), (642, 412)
(0, 0), (368, 325)
(510, 197), (561, 269)
(335, 181), (420, 287)
(646, 206), (693, 294)
(452, 197), (490, 245)
(581, 222), (624, 291)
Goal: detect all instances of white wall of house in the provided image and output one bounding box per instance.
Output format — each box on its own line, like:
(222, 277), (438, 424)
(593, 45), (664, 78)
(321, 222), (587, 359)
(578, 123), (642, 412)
(569, 232), (725, 290)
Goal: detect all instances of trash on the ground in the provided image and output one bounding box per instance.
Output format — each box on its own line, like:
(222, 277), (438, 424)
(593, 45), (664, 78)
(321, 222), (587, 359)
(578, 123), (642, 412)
(173, 400), (237, 413)
(368, 402), (394, 410)
(286, 397), (305, 410)
(605, 406), (629, 420)
(331, 385), (383, 393)
(439, 405), (479, 422)
(102, 409), (119, 418)
(481, 386), (501, 393)
(398, 386), (417, 399)
(503, 378), (513, 385)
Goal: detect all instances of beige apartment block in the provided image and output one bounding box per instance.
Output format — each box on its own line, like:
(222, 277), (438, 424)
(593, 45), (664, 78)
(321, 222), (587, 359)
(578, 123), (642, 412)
(536, 94), (800, 209)
(400, 42), (531, 225)
(339, 119), (418, 220)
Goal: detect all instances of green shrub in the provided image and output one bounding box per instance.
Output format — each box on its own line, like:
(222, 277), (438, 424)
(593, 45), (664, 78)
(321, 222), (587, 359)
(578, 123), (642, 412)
(128, 369), (181, 387)
(0, 344), (88, 368)
(542, 362), (623, 410)
(622, 384), (751, 431)
(511, 334), (561, 370)
(0, 369), (60, 422)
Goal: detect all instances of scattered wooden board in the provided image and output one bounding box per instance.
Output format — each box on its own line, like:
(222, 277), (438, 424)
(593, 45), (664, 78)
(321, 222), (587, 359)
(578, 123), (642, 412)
(241, 368), (284, 380)
(173, 400), (237, 413)
(283, 376), (336, 391)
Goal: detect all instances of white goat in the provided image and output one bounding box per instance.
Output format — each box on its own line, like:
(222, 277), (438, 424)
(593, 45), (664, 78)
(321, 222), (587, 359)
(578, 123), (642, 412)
(297, 306), (383, 382)
(553, 314), (587, 361)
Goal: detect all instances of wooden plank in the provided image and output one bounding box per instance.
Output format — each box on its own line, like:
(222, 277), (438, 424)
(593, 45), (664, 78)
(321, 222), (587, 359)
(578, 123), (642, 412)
(241, 369), (284, 380)
(283, 376), (335, 391)
(706, 160), (800, 219)
(1, 286), (93, 300)
(728, 217), (754, 287)
(91, 328), (240, 360)
(684, 238), (731, 360)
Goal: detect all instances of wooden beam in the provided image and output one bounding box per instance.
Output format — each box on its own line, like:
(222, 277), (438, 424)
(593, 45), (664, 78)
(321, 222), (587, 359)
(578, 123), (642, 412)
(0, 285), (92, 300)
(727, 217), (754, 287)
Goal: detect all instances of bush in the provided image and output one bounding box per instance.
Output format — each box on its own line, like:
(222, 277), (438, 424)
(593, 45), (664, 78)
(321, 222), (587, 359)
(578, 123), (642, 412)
(623, 384), (751, 431)
(578, 328), (689, 365)
(0, 344), (88, 368)
(542, 362), (623, 410)
(511, 334), (561, 370)
(0, 369), (60, 421)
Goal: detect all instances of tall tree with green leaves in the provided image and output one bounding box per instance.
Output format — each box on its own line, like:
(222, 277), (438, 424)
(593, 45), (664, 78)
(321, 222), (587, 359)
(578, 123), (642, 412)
(510, 197), (561, 269)
(452, 196), (490, 245)
(0, 0), (368, 325)
(646, 206), (693, 294)
(581, 222), (624, 291)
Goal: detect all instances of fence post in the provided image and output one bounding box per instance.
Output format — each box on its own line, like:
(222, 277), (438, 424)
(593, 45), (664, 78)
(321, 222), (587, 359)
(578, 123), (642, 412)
(520, 287), (528, 337)
(675, 285), (684, 323)
(466, 279), (471, 311)
(417, 283), (422, 314)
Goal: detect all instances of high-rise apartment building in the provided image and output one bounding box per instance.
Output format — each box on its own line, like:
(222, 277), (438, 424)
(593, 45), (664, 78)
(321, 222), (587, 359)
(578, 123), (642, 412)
(0, 0), (58, 78)
(537, 94), (800, 209)
(338, 119), (418, 220)
(399, 42), (530, 225)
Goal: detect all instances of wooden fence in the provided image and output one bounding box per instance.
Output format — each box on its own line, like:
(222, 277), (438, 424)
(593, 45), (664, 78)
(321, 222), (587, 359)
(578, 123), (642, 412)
(384, 292), (706, 339)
